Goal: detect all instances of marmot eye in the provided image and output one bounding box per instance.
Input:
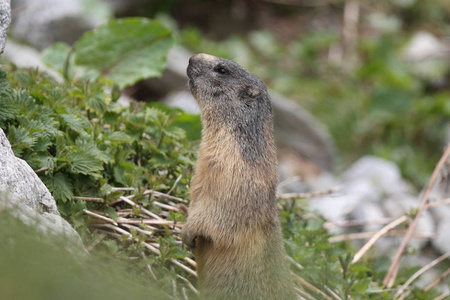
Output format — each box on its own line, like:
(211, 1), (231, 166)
(216, 67), (228, 75)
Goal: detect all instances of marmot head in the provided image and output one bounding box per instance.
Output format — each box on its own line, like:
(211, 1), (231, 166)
(187, 53), (275, 164)
(186, 53), (272, 126)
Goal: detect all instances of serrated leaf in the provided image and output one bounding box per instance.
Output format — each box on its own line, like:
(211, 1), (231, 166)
(74, 18), (175, 89)
(163, 126), (185, 139)
(0, 99), (20, 123)
(103, 131), (133, 144)
(7, 125), (37, 157)
(0, 69), (13, 98)
(60, 114), (89, 132)
(68, 147), (104, 175)
(52, 173), (74, 203)
(86, 93), (107, 113)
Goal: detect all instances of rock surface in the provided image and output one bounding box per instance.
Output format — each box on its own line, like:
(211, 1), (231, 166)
(306, 156), (436, 252)
(0, 0), (10, 54)
(0, 128), (84, 248)
(11, 0), (101, 50)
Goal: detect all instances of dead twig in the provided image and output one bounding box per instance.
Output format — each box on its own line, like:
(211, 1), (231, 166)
(34, 167), (50, 174)
(177, 274), (199, 295)
(383, 144), (450, 287)
(83, 209), (118, 226)
(329, 230), (434, 243)
(425, 198), (450, 210)
(435, 292), (450, 300)
(324, 217), (394, 229)
(352, 216), (408, 263)
(395, 252), (450, 300)
(167, 175), (182, 195)
(74, 196), (104, 203)
(277, 186), (342, 199)
(424, 267), (450, 292)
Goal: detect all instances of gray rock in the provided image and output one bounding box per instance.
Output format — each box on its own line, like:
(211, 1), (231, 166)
(0, 0), (10, 54)
(272, 93), (335, 172)
(309, 155), (435, 251)
(0, 128), (85, 250)
(11, 0), (101, 50)
(3, 40), (63, 82)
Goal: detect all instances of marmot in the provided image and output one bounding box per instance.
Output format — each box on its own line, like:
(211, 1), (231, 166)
(182, 53), (296, 300)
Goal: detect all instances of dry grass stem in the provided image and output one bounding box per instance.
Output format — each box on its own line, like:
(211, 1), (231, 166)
(395, 252), (450, 300)
(184, 257), (197, 268)
(278, 176), (303, 188)
(288, 255), (304, 270)
(352, 216), (408, 263)
(329, 229), (433, 243)
(435, 292), (450, 300)
(383, 144), (450, 287)
(293, 273), (336, 300)
(324, 217), (394, 229)
(83, 209), (118, 226)
(424, 267), (450, 292)
(277, 186), (342, 199)
(34, 167), (50, 174)
(74, 196), (104, 203)
(425, 198), (450, 210)
(177, 274), (200, 295)
(119, 196), (162, 220)
(170, 258), (198, 277)
(295, 287), (317, 300)
(153, 201), (180, 212)
(167, 175), (182, 195)
(140, 251), (158, 281)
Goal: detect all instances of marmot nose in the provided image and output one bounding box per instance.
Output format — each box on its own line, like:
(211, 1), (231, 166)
(189, 53), (215, 65)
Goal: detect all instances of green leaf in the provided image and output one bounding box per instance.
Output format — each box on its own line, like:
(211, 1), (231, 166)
(40, 42), (73, 77)
(7, 125), (37, 157)
(74, 18), (175, 89)
(52, 173), (74, 203)
(60, 114), (89, 132)
(103, 131), (133, 144)
(67, 146), (104, 175)
(0, 99), (20, 123)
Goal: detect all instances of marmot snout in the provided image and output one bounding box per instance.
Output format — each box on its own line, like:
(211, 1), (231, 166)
(183, 54), (295, 300)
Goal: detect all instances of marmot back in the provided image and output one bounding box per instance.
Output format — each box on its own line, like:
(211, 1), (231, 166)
(182, 53), (296, 300)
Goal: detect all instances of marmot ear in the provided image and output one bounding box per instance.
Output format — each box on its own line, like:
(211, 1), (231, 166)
(244, 86), (261, 99)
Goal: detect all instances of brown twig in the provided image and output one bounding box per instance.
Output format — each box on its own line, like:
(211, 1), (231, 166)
(424, 267), (450, 292)
(74, 196), (104, 203)
(34, 167), (50, 174)
(83, 209), (118, 226)
(425, 198), (450, 210)
(383, 144), (450, 287)
(277, 186), (342, 199)
(395, 252), (450, 300)
(177, 274), (199, 295)
(435, 292), (450, 300)
(293, 274), (335, 300)
(324, 217), (394, 229)
(167, 175), (182, 195)
(119, 196), (162, 220)
(352, 216), (408, 263)
(329, 230), (434, 243)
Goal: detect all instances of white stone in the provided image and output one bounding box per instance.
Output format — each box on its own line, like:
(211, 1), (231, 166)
(0, 128), (85, 251)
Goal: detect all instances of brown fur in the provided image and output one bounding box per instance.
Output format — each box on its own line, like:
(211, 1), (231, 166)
(182, 53), (296, 300)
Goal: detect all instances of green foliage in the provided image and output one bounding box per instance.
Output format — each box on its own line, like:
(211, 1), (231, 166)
(0, 65), (197, 215)
(0, 209), (169, 300)
(40, 18), (175, 89)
